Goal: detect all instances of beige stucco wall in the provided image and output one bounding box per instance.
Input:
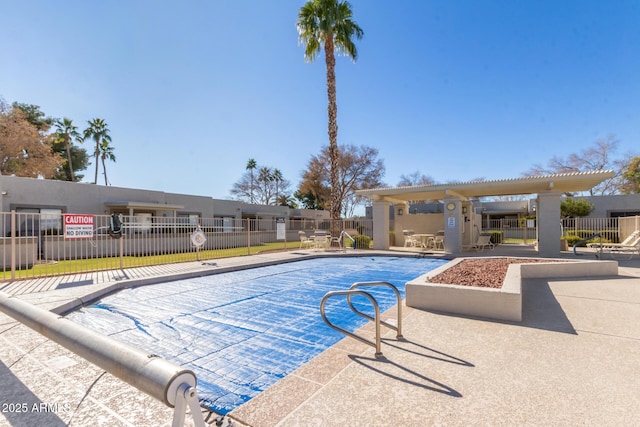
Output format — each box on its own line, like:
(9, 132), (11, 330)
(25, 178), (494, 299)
(393, 213), (443, 246)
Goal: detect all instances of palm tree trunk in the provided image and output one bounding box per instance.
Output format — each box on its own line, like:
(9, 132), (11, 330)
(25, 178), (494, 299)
(94, 140), (100, 184)
(325, 36), (340, 212)
(102, 156), (108, 185)
(250, 173), (254, 203)
(64, 133), (75, 181)
(325, 34), (341, 235)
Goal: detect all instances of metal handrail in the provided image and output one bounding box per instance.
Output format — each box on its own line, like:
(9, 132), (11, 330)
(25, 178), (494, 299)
(340, 230), (356, 249)
(573, 232), (602, 257)
(320, 289), (383, 358)
(347, 281), (403, 340)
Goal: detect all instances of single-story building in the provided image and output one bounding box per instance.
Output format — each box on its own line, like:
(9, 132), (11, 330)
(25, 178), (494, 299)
(0, 175), (329, 235)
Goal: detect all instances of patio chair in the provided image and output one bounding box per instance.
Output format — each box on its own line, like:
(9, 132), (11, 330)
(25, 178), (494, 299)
(313, 230), (329, 250)
(468, 233), (494, 251)
(433, 231), (445, 250)
(298, 231), (314, 249)
(402, 230), (419, 247)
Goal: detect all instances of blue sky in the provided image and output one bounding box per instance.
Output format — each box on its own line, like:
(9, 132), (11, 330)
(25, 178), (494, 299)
(2, 0), (639, 201)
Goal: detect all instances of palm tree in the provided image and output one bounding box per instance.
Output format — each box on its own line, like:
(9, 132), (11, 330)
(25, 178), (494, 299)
(99, 140), (116, 185)
(246, 158), (257, 203)
(297, 0), (363, 228)
(272, 168), (283, 203)
(54, 117), (81, 181)
(258, 166), (274, 204)
(83, 118), (112, 184)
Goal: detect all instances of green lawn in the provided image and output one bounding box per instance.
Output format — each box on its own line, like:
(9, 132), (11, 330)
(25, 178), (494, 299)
(1, 241), (295, 280)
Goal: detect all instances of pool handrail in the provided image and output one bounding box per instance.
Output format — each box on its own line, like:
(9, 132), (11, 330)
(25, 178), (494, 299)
(340, 230), (356, 249)
(320, 289), (383, 358)
(0, 291), (207, 427)
(573, 232), (602, 257)
(347, 281), (403, 340)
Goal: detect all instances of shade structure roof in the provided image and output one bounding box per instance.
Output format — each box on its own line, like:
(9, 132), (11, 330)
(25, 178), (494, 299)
(356, 171), (616, 203)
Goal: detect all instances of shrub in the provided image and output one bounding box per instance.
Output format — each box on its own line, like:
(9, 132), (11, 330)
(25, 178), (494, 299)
(487, 230), (503, 244)
(563, 233), (612, 247)
(354, 235), (372, 249)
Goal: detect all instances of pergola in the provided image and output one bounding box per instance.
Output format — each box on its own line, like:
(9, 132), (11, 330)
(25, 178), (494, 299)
(356, 171), (616, 256)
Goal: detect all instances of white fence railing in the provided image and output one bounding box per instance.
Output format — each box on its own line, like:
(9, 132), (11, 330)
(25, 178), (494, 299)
(483, 216), (639, 245)
(0, 211), (373, 282)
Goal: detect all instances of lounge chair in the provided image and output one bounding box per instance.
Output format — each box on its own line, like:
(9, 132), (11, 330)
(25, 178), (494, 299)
(587, 230), (639, 250)
(468, 233), (494, 251)
(592, 233), (640, 259)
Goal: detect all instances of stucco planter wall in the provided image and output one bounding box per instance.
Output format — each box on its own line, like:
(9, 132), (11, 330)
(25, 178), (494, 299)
(406, 258), (618, 322)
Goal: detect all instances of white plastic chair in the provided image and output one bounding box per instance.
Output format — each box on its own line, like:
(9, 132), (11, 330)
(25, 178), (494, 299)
(298, 231), (314, 249)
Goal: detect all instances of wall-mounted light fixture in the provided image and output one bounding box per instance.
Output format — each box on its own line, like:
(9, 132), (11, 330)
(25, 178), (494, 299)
(462, 207), (467, 214)
(398, 208), (403, 216)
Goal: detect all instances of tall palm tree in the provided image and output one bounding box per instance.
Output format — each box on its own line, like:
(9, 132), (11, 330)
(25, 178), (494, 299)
(83, 118), (111, 184)
(246, 158), (257, 203)
(272, 168), (283, 203)
(54, 117), (81, 181)
(99, 140), (116, 185)
(297, 0), (363, 226)
(258, 166), (274, 204)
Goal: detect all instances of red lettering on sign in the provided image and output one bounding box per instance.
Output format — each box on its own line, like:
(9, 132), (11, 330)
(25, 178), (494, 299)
(64, 214), (94, 225)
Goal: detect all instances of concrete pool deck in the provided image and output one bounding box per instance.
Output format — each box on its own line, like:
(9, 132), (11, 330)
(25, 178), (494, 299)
(1, 246), (639, 426)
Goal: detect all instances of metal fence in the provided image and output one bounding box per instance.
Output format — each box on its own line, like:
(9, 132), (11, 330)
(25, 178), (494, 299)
(484, 216), (639, 244)
(0, 211), (373, 282)
(484, 218), (537, 243)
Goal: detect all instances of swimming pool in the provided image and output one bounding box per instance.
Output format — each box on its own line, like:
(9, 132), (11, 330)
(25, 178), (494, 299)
(68, 256), (446, 414)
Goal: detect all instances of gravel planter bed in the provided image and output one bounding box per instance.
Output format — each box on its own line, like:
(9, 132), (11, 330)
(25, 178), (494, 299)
(406, 257), (617, 322)
(429, 257), (563, 289)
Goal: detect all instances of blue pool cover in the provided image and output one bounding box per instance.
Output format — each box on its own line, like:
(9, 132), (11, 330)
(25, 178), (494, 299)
(68, 256), (446, 414)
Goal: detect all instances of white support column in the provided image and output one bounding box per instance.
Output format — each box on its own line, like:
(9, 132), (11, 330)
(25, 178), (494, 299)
(537, 192), (562, 257)
(372, 199), (390, 250)
(443, 198), (462, 254)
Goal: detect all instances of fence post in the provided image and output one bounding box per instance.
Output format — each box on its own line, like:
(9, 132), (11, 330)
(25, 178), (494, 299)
(10, 210), (16, 280)
(119, 236), (124, 270)
(247, 218), (251, 256)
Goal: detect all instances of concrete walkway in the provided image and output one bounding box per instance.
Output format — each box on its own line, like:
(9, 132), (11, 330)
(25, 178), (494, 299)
(1, 247), (639, 426)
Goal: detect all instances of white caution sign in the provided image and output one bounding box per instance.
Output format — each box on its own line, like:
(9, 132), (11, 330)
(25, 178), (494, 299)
(64, 214), (95, 239)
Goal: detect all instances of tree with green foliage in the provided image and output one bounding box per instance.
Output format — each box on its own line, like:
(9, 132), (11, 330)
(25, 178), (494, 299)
(272, 168), (284, 202)
(297, 0), (363, 226)
(245, 158), (257, 203)
(11, 102), (54, 132)
(561, 198), (594, 218)
(53, 118), (82, 181)
(231, 162), (292, 205)
(294, 189), (324, 210)
(277, 194), (298, 208)
(99, 139), (116, 185)
(51, 136), (89, 182)
(83, 118), (112, 184)
(620, 156), (640, 194)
